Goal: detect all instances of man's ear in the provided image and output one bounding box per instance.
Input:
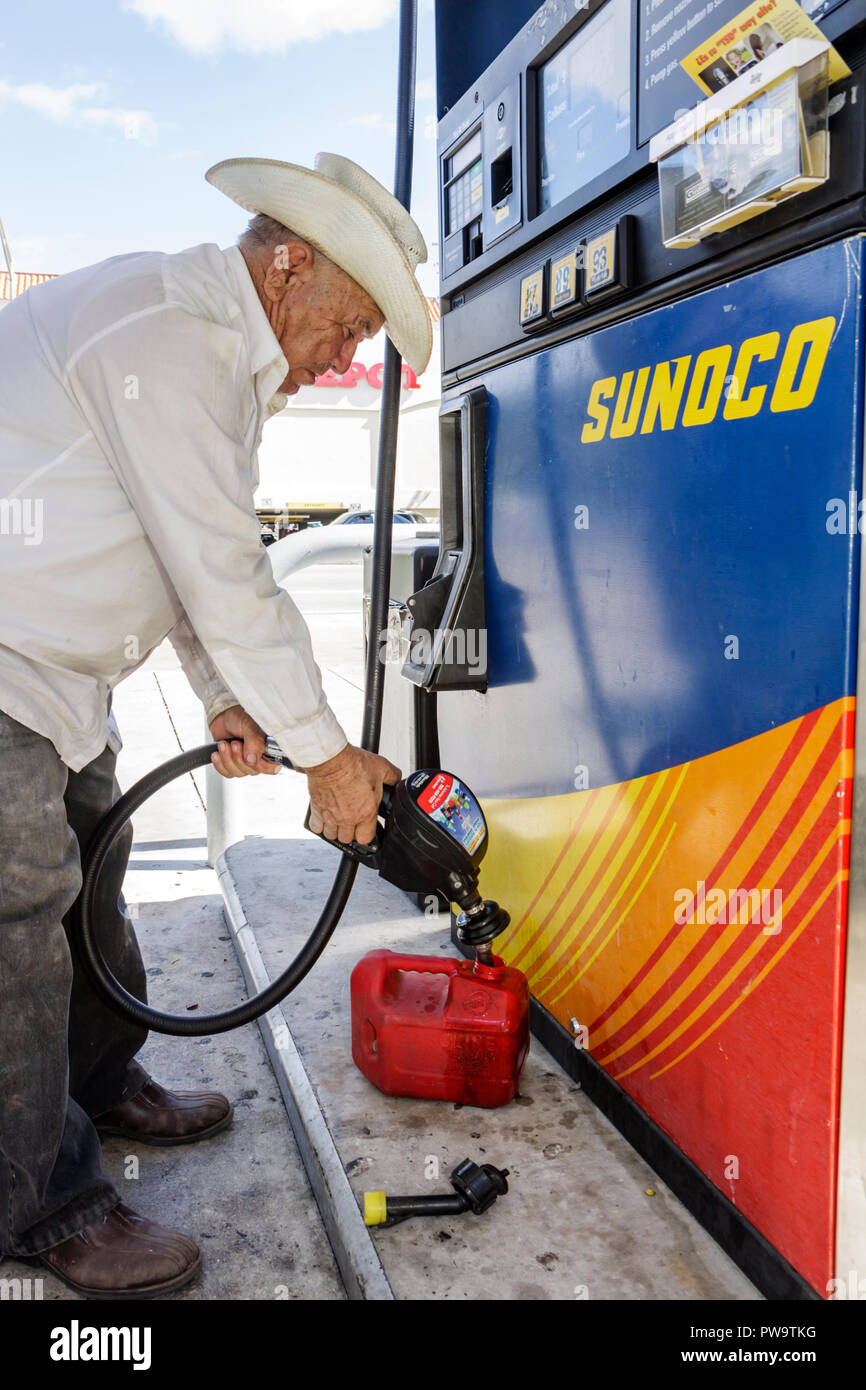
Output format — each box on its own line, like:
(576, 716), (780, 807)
(262, 240), (314, 303)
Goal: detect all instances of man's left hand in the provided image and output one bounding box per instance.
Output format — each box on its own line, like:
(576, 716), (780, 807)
(209, 705), (280, 778)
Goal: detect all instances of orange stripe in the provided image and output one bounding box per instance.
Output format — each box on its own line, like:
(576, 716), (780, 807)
(509, 780), (634, 970)
(607, 789), (845, 1074)
(526, 773), (667, 992)
(595, 716), (846, 1064)
(648, 846), (846, 1077)
(588, 707), (836, 1049)
(597, 709), (849, 1055)
(547, 815), (680, 1005)
(540, 765), (689, 1004)
(616, 829), (844, 1079)
(500, 790), (599, 960)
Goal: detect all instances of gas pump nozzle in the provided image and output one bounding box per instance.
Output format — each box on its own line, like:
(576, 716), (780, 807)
(265, 744), (510, 960)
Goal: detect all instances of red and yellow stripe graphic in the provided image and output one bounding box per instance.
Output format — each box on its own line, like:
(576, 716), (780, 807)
(481, 699), (853, 1295)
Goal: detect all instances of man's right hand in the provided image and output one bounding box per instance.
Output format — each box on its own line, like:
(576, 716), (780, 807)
(305, 743), (402, 847)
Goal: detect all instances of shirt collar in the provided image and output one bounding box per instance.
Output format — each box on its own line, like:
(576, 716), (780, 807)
(221, 244), (288, 383)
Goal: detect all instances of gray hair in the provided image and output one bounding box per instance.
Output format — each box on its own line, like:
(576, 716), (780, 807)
(237, 212), (299, 253)
(237, 213), (337, 276)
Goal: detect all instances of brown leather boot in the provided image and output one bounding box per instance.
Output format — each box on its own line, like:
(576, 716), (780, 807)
(93, 1078), (232, 1146)
(39, 1203), (201, 1299)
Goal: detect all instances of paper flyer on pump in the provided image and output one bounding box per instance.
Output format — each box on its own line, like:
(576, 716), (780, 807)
(680, 0), (851, 94)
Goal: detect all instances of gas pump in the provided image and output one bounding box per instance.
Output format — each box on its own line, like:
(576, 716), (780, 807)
(406, 0), (866, 1299)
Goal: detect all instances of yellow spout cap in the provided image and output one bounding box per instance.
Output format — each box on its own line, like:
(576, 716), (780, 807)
(364, 1190), (388, 1226)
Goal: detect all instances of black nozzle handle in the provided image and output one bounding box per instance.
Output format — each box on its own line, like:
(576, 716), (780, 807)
(298, 774), (397, 866)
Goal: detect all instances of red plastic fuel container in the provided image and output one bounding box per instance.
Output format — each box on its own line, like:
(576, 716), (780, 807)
(350, 949), (530, 1108)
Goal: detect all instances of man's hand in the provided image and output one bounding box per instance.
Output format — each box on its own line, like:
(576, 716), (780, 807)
(306, 744), (401, 846)
(209, 705), (281, 778)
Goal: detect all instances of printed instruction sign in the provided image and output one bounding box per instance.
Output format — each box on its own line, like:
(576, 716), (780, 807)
(680, 0), (850, 94)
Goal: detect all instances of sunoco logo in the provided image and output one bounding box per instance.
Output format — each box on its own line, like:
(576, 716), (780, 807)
(580, 316), (835, 441)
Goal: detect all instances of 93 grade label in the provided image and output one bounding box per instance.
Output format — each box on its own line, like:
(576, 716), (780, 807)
(586, 229), (617, 292)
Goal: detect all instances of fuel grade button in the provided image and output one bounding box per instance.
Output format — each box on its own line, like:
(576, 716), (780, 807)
(584, 215), (634, 300)
(519, 264), (547, 329)
(550, 247), (583, 315)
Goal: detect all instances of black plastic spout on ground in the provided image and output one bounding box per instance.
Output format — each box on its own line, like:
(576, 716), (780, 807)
(363, 1159), (510, 1229)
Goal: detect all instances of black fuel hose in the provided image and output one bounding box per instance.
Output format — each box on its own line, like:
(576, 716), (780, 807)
(75, 742), (358, 1036)
(71, 0), (419, 1037)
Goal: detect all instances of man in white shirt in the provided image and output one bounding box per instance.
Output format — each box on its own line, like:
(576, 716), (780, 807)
(0, 154), (432, 1297)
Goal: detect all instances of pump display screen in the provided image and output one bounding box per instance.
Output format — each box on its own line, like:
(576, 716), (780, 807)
(538, 0), (632, 213)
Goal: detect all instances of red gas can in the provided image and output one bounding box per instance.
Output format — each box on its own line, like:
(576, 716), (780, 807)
(350, 949), (530, 1108)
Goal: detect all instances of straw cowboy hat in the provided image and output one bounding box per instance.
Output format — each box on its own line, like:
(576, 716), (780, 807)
(205, 153), (432, 375)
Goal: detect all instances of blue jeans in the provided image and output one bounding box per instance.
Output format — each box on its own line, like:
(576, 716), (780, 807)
(0, 710), (148, 1256)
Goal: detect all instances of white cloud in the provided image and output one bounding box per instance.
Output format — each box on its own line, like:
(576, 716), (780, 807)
(1, 80), (102, 121)
(0, 78), (157, 143)
(124, 0), (397, 53)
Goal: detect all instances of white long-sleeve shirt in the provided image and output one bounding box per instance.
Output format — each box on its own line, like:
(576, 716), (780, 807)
(0, 241), (349, 771)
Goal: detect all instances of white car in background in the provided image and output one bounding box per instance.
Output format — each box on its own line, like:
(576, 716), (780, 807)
(267, 510), (435, 584)
(329, 509), (428, 526)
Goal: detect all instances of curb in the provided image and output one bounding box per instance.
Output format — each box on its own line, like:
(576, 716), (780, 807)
(216, 851), (394, 1302)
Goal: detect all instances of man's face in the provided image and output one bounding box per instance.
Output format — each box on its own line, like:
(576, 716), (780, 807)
(261, 243), (385, 395)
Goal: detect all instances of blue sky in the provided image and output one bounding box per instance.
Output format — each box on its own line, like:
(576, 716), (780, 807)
(0, 0), (440, 291)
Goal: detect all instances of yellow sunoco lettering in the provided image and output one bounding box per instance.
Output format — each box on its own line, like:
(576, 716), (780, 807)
(610, 367), (651, 438)
(579, 317), (836, 441)
(723, 332), (780, 419)
(640, 356), (691, 433)
(681, 345), (732, 427)
(770, 316), (836, 412)
(581, 376), (616, 442)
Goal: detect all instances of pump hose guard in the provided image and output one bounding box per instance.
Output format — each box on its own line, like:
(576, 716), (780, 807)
(69, 0), (420, 1038)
